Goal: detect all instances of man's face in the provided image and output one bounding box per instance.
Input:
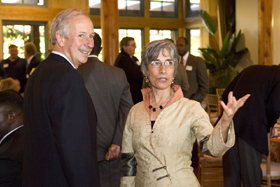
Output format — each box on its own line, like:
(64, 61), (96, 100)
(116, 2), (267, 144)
(123, 40), (136, 57)
(0, 106), (10, 139)
(9, 47), (19, 60)
(176, 38), (189, 56)
(62, 15), (94, 68)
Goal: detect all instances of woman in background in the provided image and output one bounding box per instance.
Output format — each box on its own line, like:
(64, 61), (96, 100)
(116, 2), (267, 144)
(120, 39), (250, 187)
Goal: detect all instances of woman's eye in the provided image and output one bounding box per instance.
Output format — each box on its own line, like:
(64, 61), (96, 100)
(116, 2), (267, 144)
(166, 61), (174, 66)
(151, 61), (160, 65)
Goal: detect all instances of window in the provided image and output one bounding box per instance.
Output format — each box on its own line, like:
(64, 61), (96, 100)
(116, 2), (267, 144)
(186, 28), (201, 56)
(150, 0), (177, 18)
(89, 0), (100, 15)
(89, 0), (143, 16)
(1, 0), (45, 6)
(149, 29), (177, 43)
(119, 0), (143, 16)
(2, 21), (47, 60)
(186, 0), (200, 18)
(119, 29), (143, 60)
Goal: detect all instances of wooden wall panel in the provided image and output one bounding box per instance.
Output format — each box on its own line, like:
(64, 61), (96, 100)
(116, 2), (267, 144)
(258, 0), (273, 65)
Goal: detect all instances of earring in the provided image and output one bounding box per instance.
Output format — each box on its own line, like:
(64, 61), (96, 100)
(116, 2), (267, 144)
(172, 77), (174, 84)
(145, 76), (151, 87)
(145, 76), (149, 83)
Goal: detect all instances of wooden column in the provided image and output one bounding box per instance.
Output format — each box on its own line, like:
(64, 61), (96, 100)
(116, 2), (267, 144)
(101, 0), (119, 65)
(258, 0), (273, 65)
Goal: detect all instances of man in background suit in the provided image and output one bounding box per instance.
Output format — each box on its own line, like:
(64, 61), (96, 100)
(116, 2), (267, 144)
(0, 44), (27, 93)
(0, 90), (24, 187)
(23, 9), (99, 187)
(24, 42), (40, 79)
(114, 37), (143, 104)
(220, 65), (280, 187)
(176, 37), (209, 103)
(176, 37), (209, 175)
(78, 33), (133, 187)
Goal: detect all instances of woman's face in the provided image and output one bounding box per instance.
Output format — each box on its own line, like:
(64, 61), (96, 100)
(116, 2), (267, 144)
(147, 49), (174, 91)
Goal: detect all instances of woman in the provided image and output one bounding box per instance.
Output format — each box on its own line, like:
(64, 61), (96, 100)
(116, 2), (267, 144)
(120, 40), (250, 187)
(0, 77), (16, 91)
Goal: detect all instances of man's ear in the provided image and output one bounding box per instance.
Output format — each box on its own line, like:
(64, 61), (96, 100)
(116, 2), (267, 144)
(55, 31), (64, 47)
(8, 112), (16, 124)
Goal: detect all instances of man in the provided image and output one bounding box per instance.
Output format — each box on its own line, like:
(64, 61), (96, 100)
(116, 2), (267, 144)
(176, 37), (209, 103)
(0, 90), (24, 187)
(114, 37), (143, 104)
(220, 65), (280, 187)
(176, 37), (209, 175)
(78, 33), (133, 187)
(24, 42), (41, 79)
(0, 45), (27, 93)
(23, 9), (99, 187)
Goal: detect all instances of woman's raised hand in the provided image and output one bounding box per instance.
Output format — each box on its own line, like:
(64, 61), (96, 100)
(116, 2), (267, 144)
(220, 91), (250, 123)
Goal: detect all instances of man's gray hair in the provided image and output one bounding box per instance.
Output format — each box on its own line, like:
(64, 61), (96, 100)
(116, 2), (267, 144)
(141, 39), (178, 77)
(50, 9), (88, 46)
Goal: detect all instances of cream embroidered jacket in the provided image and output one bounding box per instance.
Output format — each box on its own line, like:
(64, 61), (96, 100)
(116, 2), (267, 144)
(121, 86), (235, 187)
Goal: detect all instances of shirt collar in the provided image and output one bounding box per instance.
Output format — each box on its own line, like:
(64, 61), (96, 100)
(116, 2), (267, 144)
(181, 51), (189, 66)
(0, 125), (23, 145)
(88, 55), (98, 58)
(27, 55), (34, 65)
(51, 51), (76, 69)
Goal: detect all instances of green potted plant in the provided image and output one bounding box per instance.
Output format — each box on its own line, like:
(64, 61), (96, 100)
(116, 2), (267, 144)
(199, 10), (248, 94)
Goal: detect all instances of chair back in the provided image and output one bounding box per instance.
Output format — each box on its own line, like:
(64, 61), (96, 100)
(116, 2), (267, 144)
(216, 88), (225, 100)
(206, 94), (219, 124)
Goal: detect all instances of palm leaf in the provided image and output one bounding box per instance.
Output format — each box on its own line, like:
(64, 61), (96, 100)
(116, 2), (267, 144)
(199, 10), (217, 36)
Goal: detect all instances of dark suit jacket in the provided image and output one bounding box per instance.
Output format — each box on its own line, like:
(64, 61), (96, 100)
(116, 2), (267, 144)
(114, 50), (143, 104)
(26, 56), (40, 78)
(184, 54), (209, 102)
(23, 53), (99, 187)
(0, 126), (24, 187)
(78, 56), (133, 161)
(221, 65), (280, 155)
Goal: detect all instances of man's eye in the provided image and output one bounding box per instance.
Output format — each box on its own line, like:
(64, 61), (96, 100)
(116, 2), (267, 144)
(79, 34), (84, 37)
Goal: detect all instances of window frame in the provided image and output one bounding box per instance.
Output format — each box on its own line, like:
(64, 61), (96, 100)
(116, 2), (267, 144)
(150, 0), (178, 18)
(2, 20), (48, 60)
(1, 0), (47, 7)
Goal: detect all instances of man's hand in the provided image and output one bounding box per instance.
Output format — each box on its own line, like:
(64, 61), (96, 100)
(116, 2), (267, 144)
(105, 144), (120, 161)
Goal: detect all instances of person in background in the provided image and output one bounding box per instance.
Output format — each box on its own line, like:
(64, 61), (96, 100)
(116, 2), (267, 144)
(24, 42), (41, 79)
(114, 37), (143, 104)
(120, 39), (250, 186)
(78, 32), (133, 187)
(0, 78), (16, 91)
(220, 65), (280, 187)
(176, 37), (210, 175)
(176, 37), (209, 102)
(0, 44), (27, 93)
(23, 9), (99, 187)
(0, 90), (24, 187)
(13, 79), (21, 93)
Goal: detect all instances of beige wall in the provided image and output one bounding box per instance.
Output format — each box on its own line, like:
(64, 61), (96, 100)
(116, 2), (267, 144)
(236, 0), (279, 68)
(236, 0), (258, 71)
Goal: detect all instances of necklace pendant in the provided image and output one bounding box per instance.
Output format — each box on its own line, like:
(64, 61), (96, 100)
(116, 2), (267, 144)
(152, 108), (156, 112)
